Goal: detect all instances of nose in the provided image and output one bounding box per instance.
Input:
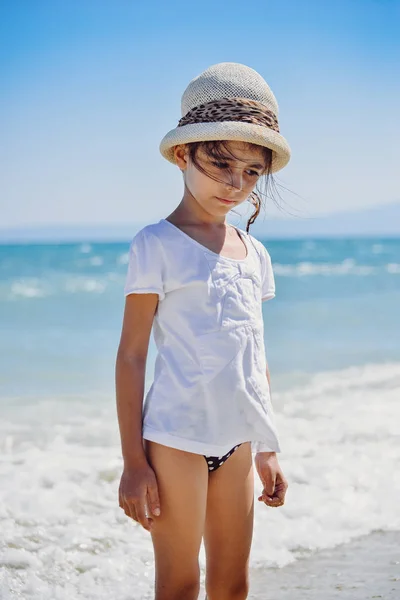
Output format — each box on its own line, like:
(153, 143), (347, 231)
(225, 170), (243, 191)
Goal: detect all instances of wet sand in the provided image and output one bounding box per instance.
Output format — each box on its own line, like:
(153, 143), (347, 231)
(248, 530), (400, 599)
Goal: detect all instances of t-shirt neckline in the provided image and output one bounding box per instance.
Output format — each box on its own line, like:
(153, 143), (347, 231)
(160, 218), (250, 263)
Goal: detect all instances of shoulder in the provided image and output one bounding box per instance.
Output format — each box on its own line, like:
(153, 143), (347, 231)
(242, 231), (276, 300)
(129, 221), (165, 243)
(127, 220), (185, 276)
(129, 219), (184, 246)
(240, 229), (272, 262)
(128, 221), (171, 254)
(124, 222), (167, 299)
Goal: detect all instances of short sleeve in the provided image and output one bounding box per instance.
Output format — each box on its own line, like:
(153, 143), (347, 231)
(260, 245), (276, 301)
(124, 229), (165, 300)
(251, 440), (281, 454)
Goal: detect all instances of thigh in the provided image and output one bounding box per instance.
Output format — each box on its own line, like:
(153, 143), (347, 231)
(203, 442), (254, 595)
(144, 440), (209, 592)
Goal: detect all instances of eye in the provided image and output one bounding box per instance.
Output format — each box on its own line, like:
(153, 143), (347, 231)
(211, 160), (229, 169)
(211, 161), (260, 177)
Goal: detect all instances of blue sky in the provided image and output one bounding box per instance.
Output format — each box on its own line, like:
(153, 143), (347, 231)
(1, 0), (399, 231)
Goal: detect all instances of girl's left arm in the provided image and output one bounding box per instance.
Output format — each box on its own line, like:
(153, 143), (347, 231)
(254, 359), (289, 508)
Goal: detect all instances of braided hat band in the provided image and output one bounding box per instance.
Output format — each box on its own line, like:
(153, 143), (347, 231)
(177, 97), (280, 133)
(159, 62), (291, 173)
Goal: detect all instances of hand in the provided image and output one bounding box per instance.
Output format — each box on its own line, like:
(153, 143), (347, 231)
(254, 452), (288, 508)
(118, 462), (161, 532)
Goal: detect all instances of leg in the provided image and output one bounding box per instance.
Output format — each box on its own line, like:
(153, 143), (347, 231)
(204, 442), (254, 600)
(144, 440), (209, 600)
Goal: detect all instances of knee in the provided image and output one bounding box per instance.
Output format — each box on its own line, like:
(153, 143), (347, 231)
(155, 577), (200, 600)
(206, 576), (249, 600)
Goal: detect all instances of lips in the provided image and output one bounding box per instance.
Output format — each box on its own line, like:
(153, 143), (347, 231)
(216, 197), (236, 204)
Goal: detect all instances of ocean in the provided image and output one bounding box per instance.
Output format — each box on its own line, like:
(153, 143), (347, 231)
(1, 236), (399, 598)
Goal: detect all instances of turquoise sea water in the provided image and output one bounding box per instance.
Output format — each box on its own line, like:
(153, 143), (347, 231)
(1, 236), (399, 598)
(0, 237), (399, 396)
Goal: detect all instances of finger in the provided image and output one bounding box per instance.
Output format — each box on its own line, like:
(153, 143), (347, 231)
(275, 489), (286, 503)
(123, 499), (138, 521)
(261, 499), (283, 508)
(259, 493), (284, 507)
(260, 485), (276, 502)
(262, 473), (286, 500)
(144, 500), (155, 529)
(119, 491), (129, 511)
(135, 502), (151, 532)
(129, 503), (139, 522)
(274, 481), (288, 502)
(147, 482), (161, 517)
(121, 494), (138, 521)
(261, 474), (276, 498)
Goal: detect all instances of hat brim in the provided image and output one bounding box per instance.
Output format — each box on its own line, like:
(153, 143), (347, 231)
(159, 121), (291, 174)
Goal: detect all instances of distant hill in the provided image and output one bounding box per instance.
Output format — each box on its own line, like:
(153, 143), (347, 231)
(0, 202), (399, 243)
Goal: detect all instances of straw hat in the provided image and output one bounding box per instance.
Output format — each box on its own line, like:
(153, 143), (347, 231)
(159, 62), (291, 174)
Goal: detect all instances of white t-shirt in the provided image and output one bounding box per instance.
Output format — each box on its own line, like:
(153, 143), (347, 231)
(124, 218), (281, 456)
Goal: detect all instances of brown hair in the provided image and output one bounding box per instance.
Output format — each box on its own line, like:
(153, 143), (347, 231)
(184, 140), (275, 232)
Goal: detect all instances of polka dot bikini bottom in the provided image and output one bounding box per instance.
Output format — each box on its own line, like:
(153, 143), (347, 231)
(203, 443), (242, 472)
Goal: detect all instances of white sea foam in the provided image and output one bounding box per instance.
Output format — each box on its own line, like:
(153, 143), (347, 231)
(5, 276), (110, 299)
(273, 261), (400, 277)
(0, 361), (399, 598)
(89, 256), (104, 266)
(387, 262), (400, 274)
(117, 252), (129, 265)
(64, 277), (106, 293)
(4, 260), (400, 302)
(9, 279), (48, 298)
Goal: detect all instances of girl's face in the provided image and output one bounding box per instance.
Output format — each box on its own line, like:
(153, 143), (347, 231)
(174, 141), (267, 218)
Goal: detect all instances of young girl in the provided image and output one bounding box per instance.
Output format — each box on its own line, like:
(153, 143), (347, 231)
(116, 62), (290, 600)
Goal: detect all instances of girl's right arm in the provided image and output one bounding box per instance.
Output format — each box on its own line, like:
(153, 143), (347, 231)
(115, 292), (161, 531)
